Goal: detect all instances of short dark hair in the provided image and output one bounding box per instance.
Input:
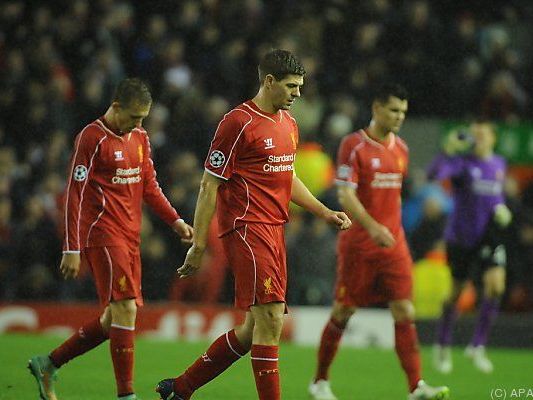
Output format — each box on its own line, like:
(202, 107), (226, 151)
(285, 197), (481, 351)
(258, 49), (306, 82)
(113, 78), (152, 107)
(373, 83), (408, 104)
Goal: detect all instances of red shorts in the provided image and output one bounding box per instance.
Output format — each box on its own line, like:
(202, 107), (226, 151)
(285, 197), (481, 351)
(82, 246), (143, 307)
(335, 250), (412, 307)
(221, 223), (287, 310)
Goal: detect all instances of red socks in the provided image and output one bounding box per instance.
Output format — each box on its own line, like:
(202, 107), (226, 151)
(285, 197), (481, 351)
(50, 318), (108, 368)
(109, 325), (135, 397)
(174, 331), (280, 400)
(173, 329), (248, 399)
(314, 318), (421, 393)
(47, 318), (136, 397)
(251, 344), (280, 400)
(395, 321), (421, 392)
(315, 318), (346, 382)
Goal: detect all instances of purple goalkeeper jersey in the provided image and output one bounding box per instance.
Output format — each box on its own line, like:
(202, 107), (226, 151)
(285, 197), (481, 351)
(427, 153), (506, 248)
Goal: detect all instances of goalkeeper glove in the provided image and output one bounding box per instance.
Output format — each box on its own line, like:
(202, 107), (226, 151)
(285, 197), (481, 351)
(493, 203), (512, 228)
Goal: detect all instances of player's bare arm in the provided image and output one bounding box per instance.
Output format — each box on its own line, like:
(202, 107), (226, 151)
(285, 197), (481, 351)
(177, 171), (222, 278)
(291, 174), (351, 230)
(172, 219), (194, 244)
(336, 184), (395, 247)
(59, 252), (81, 279)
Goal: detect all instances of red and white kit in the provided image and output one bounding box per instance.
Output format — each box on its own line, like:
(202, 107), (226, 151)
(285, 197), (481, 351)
(204, 100), (298, 310)
(335, 129), (412, 306)
(63, 118), (180, 305)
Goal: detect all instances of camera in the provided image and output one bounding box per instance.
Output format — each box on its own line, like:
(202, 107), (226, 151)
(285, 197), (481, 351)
(456, 129), (474, 144)
(455, 129), (475, 152)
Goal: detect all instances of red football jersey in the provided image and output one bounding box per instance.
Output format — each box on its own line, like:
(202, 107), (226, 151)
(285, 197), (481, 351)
(204, 100), (298, 236)
(336, 129), (410, 259)
(63, 118), (179, 252)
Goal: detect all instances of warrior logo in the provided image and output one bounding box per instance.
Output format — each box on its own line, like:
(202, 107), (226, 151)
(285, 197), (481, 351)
(264, 138), (275, 149)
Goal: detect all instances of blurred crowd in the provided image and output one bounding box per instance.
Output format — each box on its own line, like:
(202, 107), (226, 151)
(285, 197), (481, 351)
(0, 0), (532, 311)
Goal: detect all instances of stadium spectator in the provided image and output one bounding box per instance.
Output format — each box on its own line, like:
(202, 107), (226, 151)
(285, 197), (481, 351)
(155, 49), (351, 400)
(481, 71), (529, 122)
(141, 231), (178, 302)
(409, 195), (447, 261)
(309, 83), (449, 400)
(429, 121), (511, 374)
(287, 212), (337, 305)
(511, 211), (533, 310)
(11, 194), (61, 300)
(0, 195), (15, 298)
(27, 78), (193, 400)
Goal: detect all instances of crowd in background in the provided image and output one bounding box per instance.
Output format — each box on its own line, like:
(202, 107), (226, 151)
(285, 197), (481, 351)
(1, 0), (532, 312)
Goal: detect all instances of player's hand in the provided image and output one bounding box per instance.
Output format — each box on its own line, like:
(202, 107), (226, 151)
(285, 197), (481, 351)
(494, 204), (512, 228)
(367, 222), (396, 248)
(177, 245), (205, 279)
(324, 210), (352, 230)
(59, 252), (81, 279)
(443, 130), (473, 156)
(173, 219), (194, 245)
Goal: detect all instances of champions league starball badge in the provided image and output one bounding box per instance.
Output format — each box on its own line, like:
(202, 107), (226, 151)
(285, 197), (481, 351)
(73, 165), (88, 181)
(209, 150), (225, 168)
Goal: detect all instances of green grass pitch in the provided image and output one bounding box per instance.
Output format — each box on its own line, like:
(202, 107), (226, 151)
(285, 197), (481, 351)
(1, 333), (531, 399)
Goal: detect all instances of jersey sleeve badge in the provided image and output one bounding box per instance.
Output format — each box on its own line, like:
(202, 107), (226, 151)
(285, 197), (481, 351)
(73, 165), (88, 181)
(209, 150), (226, 168)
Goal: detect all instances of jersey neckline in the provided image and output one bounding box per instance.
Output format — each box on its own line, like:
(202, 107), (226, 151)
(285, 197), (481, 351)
(245, 100), (281, 119)
(99, 116), (127, 137)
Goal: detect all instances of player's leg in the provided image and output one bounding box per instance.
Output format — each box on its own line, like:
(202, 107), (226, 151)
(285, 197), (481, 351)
(109, 298), (137, 399)
(434, 243), (472, 374)
(250, 301), (285, 400)
(244, 224), (287, 400)
(390, 299), (449, 400)
(104, 246), (144, 400)
(309, 249), (370, 400)
(308, 250), (377, 400)
(433, 277), (465, 374)
(390, 299), (421, 393)
(156, 223), (259, 399)
(156, 312), (253, 400)
(321, 302), (356, 379)
(242, 223), (287, 400)
(466, 227), (506, 373)
(317, 302), (356, 381)
(50, 306), (112, 368)
(466, 264), (505, 373)
(386, 255), (449, 399)
(309, 301), (355, 400)
(28, 308), (111, 400)
(28, 249), (112, 400)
